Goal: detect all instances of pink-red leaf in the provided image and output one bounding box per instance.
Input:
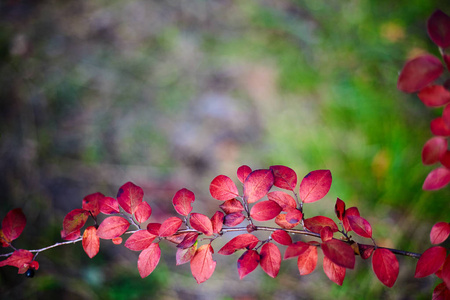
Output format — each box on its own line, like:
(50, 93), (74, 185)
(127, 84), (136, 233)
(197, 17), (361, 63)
(61, 229), (81, 241)
(343, 207), (360, 232)
(320, 226), (334, 242)
(82, 193), (104, 217)
(304, 216), (339, 233)
(285, 207), (303, 224)
(414, 246), (447, 278)
(243, 169), (274, 204)
(190, 244), (216, 283)
(237, 165), (252, 184)
(159, 217), (182, 237)
(172, 188), (195, 216)
(219, 199), (244, 214)
(190, 213), (213, 236)
(2, 208), (26, 241)
(210, 175), (239, 201)
(218, 234), (259, 255)
(347, 215), (373, 238)
(442, 255), (450, 289)
(284, 241), (310, 259)
(359, 244), (375, 259)
(275, 213), (300, 229)
(297, 245), (318, 275)
(260, 242), (281, 278)
(271, 229), (293, 246)
(237, 249), (260, 279)
(267, 191), (297, 211)
(321, 239), (355, 269)
(441, 150), (450, 169)
(422, 137), (447, 165)
(431, 117), (450, 136)
(82, 226), (100, 258)
(176, 243), (197, 265)
(323, 256), (346, 286)
(0, 249), (33, 273)
(138, 243), (161, 278)
(433, 282), (450, 300)
(223, 212), (246, 227)
(147, 223), (161, 235)
(117, 181), (144, 214)
(335, 198), (346, 221)
(444, 104), (450, 129)
(62, 209), (89, 236)
(397, 54), (444, 93)
(96, 216), (130, 239)
(427, 9), (450, 48)
(134, 201), (152, 224)
(270, 165), (297, 190)
(211, 211), (224, 234)
(124, 230), (157, 251)
(250, 200), (282, 222)
(99, 197), (120, 214)
(423, 167), (450, 190)
(299, 170), (332, 203)
(430, 222), (450, 244)
(372, 248), (399, 287)
(418, 85), (450, 107)
(112, 237), (122, 245)
(177, 232), (199, 249)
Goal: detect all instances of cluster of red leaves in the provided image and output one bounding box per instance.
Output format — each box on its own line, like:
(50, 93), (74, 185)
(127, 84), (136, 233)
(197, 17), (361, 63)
(397, 9), (450, 190)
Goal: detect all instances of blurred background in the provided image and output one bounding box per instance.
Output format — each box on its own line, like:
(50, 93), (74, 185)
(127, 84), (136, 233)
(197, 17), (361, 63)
(1, 0), (450, 299)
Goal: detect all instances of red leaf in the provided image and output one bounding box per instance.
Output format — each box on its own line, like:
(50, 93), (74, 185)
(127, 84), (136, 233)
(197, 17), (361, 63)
(430, 222), (450, 244)
(427, 9), (450, 48)
(190, 213), (213, 236)
(323, 256), (346, 286)
(441, 151), (450, 168)
(260, 242), (281, 278)
(190, 244), (216, 283)
(112, 237), (122, 245)
(223, 212), (246, 227)
(165, 232), (190, 245)
(267, 191), (297, 211)
(397, 54), (444, 93)
(159, 217), (182, 237)
(299, 170), (332, 203)
(359, 244), (375, 259)
(347, 215), (373, 238)
(418, 85), (450, 107)
(124, 230), (157, 251)
(211, 211), (224, 234)
(433, 282), (450, 300)
(250, 200), (282, 221)
(270, 165), (297, 190)
(275, 213), (300, 229)
(117, 182), (144, 214)
(237, 250), (260, 280)
(147, 223), (161, 235)
(0, 249), (34, 273)
(210, 175), (239, 201)
(177, 232), (198, 249)
(431, 117), (450, 136)
(284, 241), (310, 259)
(444, 104), (450, 129)
(422, 137), (448, 165)
(82, 193), (104, 217)
(321, 239), (355, 269)
(320, 226), (334, 242)
(237, 165), (252, 184)
(218, 234), (259, 255)
(138, 243), (161, 278)
(61, 229), (81, 241)
(414, 246), (447, 278)
(82, 226), (100, 258)
(243, 169), (274, 204)
(335, 198), (346, 221)
(272, 229), (293, 246)
(172, 188), (195, 216)
(304, 216), (338, 233)
(445, 53), (450, 72)
(176, 243), (197, 265)
(297, 245), (318, 275)
(134, 201), (152, 224)
(372, 248), (399, 287)
(2, 208), (26, 241)
(343, 207), (360, 232)
(62, 209), (89, 236)
(442, 255), (450, 290)
(285, 207), (303, 224)
(219, 199), (244, 214)
(0, 229), (10, 247)
(96, 216), (130, 239)
(423, 167), (450, 190)
(99, 197), (120, 214)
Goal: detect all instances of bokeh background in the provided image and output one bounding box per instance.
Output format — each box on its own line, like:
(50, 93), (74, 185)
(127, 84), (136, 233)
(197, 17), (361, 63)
(1, 1), (450, 299)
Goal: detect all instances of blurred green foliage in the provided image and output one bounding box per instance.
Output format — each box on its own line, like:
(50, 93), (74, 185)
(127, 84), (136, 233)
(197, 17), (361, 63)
(1, 0), (449, 299)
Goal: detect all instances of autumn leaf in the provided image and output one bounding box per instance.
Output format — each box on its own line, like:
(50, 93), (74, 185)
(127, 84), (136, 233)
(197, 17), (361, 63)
(297, 245), (318, 275)
(210, 211), (224, 234)
(117, 181), (144, 214)
(99, 197), (120, 214)
(218, 234), (259, 255)
(372, 248), (399, 287)
(172, 188), (195, 216)
(260, 242), (281, 278)
(62, 209), (89, 236)
(418, 85), (450, 107)
(159, 217), (183, 237)
(250, 200), (282, 222)
(284, 241), (310, 259)
(271, 230), (292, 246)
(397, 54), (443, 93)
(138, 243), (161, 278)
(0, 249), (33, 273)
(422, 137), (447, 165)
(237, 165), (252, 184)
(190, 213), (213, 236)
(430, 222), (450, 244)
(176, 243), (197, 265)
(190, 244), (216, 283)
(96, 216), (130, 239)
(219, 199), (244, 214)
(134, 201), (152, 224)
(304, 216), (338, 233)
(82, 192), (104, 217)
(82, 226), (100, 258)
(223, 212), (246, 227)
(423, 167), (450, 190)
(147, 223), (161, 236)
(267, 191), (297, 211)
(270, 165), (297, 190)
(334, 198), (345, 221)
(210, 175), (239, 201)
(321, 239), (355, 269)
(237, 250), (260, 279)
(243, 169), (274, 203)
(427, 9), (450, 48)
(347, 215), (372, 238)
(414, 246), (447, 278)
(275, 213), (300, 229)
(177, 232), (199, 249)
(2, 208), (26, 241)
(323, 256), (346, 286)
(124, 230), (157, 251)
(299, 170), (332, 203)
